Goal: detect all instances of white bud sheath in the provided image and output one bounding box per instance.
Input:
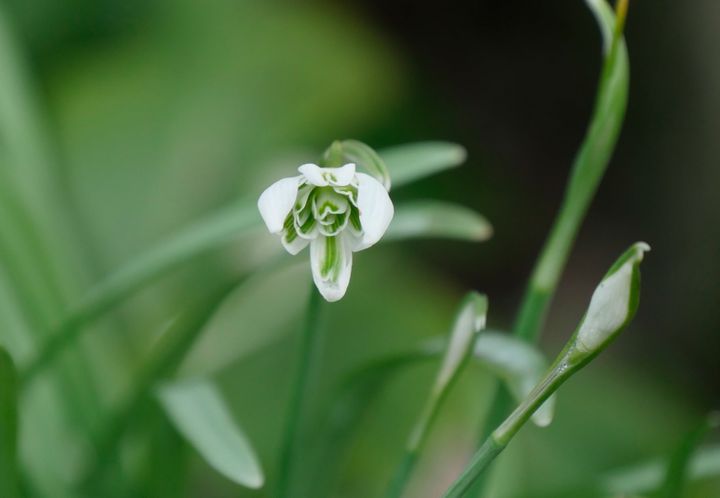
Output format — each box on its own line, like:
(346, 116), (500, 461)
(574, 242), (650, 354)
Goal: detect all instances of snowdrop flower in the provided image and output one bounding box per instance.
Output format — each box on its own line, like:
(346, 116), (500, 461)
(258, 162), (394, 301)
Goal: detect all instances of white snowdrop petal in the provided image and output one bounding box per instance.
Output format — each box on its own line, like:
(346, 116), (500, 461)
(310, 235), (353, 302)
(356, 173), (394, 249)
(298, 163), (329, 186)
(328, 163), (356, 186)
(257, 176), (301, 233)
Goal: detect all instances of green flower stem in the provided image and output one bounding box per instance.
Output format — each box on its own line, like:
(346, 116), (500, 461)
(467, 2), (630, 496)
(443, 353), (577, 498)
(277, 286), (324, 498)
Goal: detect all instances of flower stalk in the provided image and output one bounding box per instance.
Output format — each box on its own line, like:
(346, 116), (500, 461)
(444, 242), (648, 498)
(276, 286), (324, 498)
(386, 294), (488, 498)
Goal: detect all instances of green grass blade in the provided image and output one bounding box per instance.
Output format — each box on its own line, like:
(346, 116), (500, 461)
(515, 0), (630, 343)
(83, 276), (249, 486)
(386, 293), (487, 498)
(380, 142), (467, 188)
(385, 201), (492, 243)
(314, 346), (440, 497)
(0, 347), (20, 498)
(468, 3), (631, 494)
(601, 444), (720, 496)
(659, 414), (720, 498)
(20, 199), (261, 384)
(474, 331), (555, 427)
(157, 378), (264, 489)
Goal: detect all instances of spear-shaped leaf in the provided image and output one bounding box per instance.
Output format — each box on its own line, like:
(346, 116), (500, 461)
(157, 379), (264, 489)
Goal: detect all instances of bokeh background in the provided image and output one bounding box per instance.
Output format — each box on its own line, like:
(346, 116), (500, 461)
(1, 0), (718, 497)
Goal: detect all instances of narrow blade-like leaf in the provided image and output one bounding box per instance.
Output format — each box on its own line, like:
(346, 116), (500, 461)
(83, 277), (248, 485)
(659, 413), (720, 498)
(474, 332), (555, 426)
(157, 379), (264, 489)
(385, 201), (492, 243)
(380, 142), (467, 188)
(20, 200), (261, 383)
(602, 444), (720, 496)
(0, 347), (20, 498)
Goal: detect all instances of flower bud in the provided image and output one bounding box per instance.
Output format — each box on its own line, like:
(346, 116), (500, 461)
(573, 242), (649, 356)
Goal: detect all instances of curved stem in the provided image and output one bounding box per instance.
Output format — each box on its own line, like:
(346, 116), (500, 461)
(277, 286), (324, 498)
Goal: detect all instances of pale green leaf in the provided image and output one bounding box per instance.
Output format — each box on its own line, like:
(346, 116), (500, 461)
(0, 347), (20, 498)
(380, 142), (467, 188)
(602, 444), (720, 496)
(157, 379), (264, 489)
(385, 201), (492, 243)
(474, 331), (555, 427)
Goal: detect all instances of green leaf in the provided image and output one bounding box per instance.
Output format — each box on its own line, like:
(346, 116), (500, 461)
(0, 347), (20, 498)
(659, 413), (720, 498)
(157, 379), (264, 489)
(387, 293), (488, 497)
(315, 346), (440, 496)
(380, 142), (467, 188)
(20, 199), (261, 383)
(474, 331), (555, 427)
(517, 0), (630, 342)
(83, 277), (248, 485)
(602, 444), (720, 496)
(385, 200), (492, 243)
(340, 139), (391, 190)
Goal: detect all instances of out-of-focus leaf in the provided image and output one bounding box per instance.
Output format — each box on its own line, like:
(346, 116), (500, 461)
(0, 347), (20, 498)
(315, 345), (441, 497)
(380, 142), (467, 188)
(385, 201), (492, 243)
(659, 414), (720, 498)
(341, 139), (391, 190)
(474, 331), (555, 427)
(157, 379), (264, 489)
(387, 293), (488, 498)
(27, 195), (488, 384)
(84, 277), (248, 485)
(20, 199), (262, 383)
(602, 444), (720, 496)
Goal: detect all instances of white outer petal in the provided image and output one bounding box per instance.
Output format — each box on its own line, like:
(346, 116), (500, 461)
(257, 176), (301, 233)
(328, 163), (356, 186)
(355, 172), (394, 250)
(298, 163), (329, 186)
(310, 235), (353, 302)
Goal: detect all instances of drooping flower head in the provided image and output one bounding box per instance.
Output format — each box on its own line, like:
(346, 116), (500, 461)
(258, 141), (394, 301)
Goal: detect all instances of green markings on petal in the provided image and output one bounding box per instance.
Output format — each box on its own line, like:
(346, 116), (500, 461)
(321, 236), (340, 280)
(312, 188), (350, 219)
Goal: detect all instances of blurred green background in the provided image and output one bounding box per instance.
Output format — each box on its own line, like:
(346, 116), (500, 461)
(0, 0), (718, 497)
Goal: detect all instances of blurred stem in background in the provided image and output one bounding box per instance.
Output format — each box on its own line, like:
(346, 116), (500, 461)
(468, 0), (630, 495)
(277, 286), (324, 498)
(386, 294), (488, 498)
